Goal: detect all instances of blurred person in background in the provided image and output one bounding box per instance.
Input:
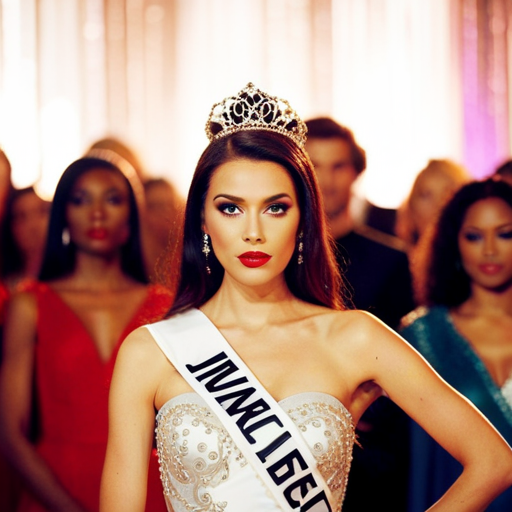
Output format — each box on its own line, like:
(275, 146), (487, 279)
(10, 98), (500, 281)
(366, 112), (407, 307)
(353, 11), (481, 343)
(88, 137), (148, 182)
(305, 117), (414, 329)
(0, 148), (21, 512)
(493, 159), (512, 187)
(401, 178), (512, 512)
(0, 147), (12, 323)
(0, 148), (11, 223)
(0, 153), (173, 512)
(0, 187), (51, 292)
(305, 116), (414, 511)
(396, 159), (469, 249)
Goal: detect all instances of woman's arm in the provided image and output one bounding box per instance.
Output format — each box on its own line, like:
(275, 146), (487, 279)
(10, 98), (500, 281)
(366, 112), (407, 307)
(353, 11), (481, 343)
(100, 327), (165, 512)
(346, 311), (512, 512)
(0, 292), (86, 512)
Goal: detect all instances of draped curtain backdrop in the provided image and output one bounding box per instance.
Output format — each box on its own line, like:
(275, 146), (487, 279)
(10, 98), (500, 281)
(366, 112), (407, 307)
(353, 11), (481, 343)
(0, 0), (511, 207)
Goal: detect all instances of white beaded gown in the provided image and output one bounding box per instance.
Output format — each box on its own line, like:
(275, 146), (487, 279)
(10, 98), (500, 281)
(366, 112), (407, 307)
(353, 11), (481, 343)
(155, 391), (355, 512)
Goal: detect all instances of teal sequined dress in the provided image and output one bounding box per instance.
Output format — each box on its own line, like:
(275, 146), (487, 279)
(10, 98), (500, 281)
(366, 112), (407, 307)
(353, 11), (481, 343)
(400, 306), (512, 512)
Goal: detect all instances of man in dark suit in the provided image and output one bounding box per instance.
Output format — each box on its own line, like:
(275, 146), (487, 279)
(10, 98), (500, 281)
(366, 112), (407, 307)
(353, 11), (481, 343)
(304, 117), (413, 328)
(305, 117), (414, 511)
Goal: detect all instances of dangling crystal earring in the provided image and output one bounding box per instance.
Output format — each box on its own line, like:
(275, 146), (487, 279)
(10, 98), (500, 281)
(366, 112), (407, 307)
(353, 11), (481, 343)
(62, 227), (70, 246)
(202, 233), (211, 275)
(297, 231), (304, 265)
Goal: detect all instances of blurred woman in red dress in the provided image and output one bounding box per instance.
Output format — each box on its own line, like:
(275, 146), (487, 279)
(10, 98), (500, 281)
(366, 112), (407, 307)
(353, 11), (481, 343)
(0, 152), (173, 512)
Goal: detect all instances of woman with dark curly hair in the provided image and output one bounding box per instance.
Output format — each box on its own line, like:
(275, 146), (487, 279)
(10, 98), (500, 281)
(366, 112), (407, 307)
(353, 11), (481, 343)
(401, 178), (512, 512)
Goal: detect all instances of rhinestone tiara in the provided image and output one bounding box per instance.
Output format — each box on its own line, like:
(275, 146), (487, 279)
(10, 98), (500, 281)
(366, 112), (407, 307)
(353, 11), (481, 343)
(205, 83), (307, 147)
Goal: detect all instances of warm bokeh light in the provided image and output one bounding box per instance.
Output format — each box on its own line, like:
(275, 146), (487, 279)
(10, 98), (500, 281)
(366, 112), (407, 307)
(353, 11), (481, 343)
(0, 0), (40, 189)
(1, 0), (511, 208)
(329, 0), (464, 207)
(38, 98), (81, 199)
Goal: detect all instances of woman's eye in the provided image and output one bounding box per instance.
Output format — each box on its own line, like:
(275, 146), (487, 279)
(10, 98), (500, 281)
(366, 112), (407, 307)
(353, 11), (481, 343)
(463, 232), (481, 242)
(107, 194), (124, 205)
(267, 203), (288, 215)
(219, 203), (240, 215)
(498, 230), (512, 240)
(68, 194), (85, 206)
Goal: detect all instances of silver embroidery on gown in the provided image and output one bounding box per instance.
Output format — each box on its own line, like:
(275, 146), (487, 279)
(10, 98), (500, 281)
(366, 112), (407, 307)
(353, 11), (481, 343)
(155, 392), (355, 512)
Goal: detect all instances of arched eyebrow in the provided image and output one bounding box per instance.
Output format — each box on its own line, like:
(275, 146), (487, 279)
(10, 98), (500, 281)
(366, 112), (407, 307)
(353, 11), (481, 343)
(461, 221), (512, 231)
(70, 185), (129, 197)
(212, 193), (292, 202)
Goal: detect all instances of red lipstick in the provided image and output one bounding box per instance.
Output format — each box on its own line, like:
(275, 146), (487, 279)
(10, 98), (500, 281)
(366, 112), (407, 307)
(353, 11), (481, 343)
(87, 228), (108, 240)
(478, 263), (503, 275)
(238, 251), (272, 268)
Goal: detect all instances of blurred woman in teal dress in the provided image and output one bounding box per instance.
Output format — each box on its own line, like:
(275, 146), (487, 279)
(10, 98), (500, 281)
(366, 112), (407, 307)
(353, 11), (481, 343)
(401, 178), (512, 511)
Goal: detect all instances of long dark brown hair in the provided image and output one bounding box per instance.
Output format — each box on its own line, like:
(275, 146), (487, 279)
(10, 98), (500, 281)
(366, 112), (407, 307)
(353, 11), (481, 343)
(169, 130), (347, 316)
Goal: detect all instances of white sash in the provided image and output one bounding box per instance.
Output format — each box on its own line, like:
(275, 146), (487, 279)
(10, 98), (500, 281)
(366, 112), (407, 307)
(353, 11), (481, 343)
(147, 308), (333, 512)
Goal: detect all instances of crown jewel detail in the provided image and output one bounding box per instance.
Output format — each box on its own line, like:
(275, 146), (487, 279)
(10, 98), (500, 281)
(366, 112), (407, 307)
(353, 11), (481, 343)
(205, 83), (307, 147)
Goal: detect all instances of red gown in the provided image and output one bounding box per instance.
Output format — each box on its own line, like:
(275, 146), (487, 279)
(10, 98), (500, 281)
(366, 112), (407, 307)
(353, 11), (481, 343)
(1, 281), (24, 512)
(16, 281), (173, 512)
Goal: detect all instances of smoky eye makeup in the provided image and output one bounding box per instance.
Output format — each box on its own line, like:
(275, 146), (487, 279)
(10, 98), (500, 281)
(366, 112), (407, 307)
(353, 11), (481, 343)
(212, 193), (294, 217)
(106, 191), (127, 205)
(498, 229), (512, 239)
(217, 202), (242, 216)
(266, 202), (290, 215)
(461, 231), (482, 242)
(68, 191), (87, 206)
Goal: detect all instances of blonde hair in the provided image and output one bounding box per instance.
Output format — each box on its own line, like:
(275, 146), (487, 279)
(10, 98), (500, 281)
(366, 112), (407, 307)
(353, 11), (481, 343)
(396, 159), (470, 247)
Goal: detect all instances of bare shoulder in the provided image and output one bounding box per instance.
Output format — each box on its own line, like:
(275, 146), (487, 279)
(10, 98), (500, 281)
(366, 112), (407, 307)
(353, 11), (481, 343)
(116, 324), (179, 381)
(293, 304), (389, 341)
(6, 289), (38, 319)
(3, 290), (38, 343)
(115, 322), (194, 409)
(318, 309), (414, 369)
(112, 326), (173, 402)
(317, 308), (397, 345)
(0, 291), (41, 365)
(117, 325), (166, 367)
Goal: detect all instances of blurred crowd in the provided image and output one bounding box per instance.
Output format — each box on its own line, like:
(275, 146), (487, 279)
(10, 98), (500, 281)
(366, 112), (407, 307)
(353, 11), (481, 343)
(0, 120), (511, 511)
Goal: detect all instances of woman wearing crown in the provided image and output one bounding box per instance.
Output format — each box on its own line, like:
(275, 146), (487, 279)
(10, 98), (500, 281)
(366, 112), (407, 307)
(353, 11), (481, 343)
(100, 84), (512, 512)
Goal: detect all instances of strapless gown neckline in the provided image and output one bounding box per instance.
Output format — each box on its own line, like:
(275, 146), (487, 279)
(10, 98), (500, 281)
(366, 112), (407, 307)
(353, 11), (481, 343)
(158, 390), (352, 414)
